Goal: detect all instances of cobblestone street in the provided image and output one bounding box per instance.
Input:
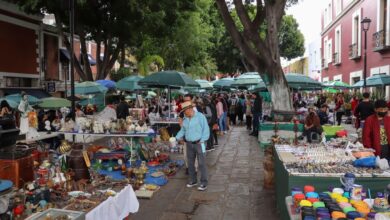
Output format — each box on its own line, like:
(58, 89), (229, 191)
(132, 126), (278, 220)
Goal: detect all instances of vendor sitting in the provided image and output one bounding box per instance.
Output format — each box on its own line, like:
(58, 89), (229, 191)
(317, 104), (329, 125)
(300, 106), (323, 143)
(363, 99), (390, 159)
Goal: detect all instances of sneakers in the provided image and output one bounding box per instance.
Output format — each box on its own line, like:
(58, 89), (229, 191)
(186, 182), (198, 188)
(206, 147), (215, 152)
(197, 185), (207, 191)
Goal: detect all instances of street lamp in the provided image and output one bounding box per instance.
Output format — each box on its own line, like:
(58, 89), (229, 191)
(361, 17), (371, 89)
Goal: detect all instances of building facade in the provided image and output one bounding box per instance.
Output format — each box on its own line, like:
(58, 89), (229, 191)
(0, 1), (42, 91)
(0, 1), (104, 97)
(321, 0), (390, 91)
(282, 57), (309, 75)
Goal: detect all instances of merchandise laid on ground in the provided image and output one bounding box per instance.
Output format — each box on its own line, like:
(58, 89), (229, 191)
(0, 113), (185, 220)
(286, 183), (390, 220)
(273, 138), (390, 219)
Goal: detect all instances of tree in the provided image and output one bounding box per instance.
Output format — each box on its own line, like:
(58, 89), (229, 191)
(215, 0), (300, 112)
(17, 0), (196, 81)
(279, 15), (305, 60)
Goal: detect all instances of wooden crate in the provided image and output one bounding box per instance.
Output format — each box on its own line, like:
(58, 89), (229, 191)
(0, 155), (34, 188)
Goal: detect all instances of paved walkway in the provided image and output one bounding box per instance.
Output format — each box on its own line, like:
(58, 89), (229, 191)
(132, 126), (278, 220)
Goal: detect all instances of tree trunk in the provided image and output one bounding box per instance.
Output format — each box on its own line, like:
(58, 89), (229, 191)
(120, 44), (125, 68)
(79, 34), (94, 81)
(216, 0), (294, 112)
(264, 66), (292, 112)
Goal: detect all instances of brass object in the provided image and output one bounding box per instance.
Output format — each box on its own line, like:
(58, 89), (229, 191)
(133, 168), (146, 187)
(59, 140), (71, 154)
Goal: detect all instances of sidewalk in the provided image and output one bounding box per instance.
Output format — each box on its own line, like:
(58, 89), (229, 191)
(131, 126), (278, 220)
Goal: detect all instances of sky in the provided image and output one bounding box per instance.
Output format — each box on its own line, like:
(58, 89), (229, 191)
(286, 0), (328, 52)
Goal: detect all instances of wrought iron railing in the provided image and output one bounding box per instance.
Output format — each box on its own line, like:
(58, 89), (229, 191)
(372, 30), (390, 51)
(349, 43), (360, 59)
(321, 58), (327, 69)
(333, 52), (341, 65)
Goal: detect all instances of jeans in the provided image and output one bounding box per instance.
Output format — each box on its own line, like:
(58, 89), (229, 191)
(186, 142), (208, 186)
(223, 112), (228, 130)
(252, 113), (260, 134)
(218, 116), (224, 132)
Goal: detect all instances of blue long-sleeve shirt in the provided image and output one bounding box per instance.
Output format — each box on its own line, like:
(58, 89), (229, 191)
(176, 111), (210, 143)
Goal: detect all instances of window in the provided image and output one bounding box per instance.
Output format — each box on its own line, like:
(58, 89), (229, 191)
(327, 39), (332, 64)
(5, 77), (38, 87)
(328, 2), (332, 23)
(351, 9), (362, 56)
(323, 37), (328, 67)
(335, 0), (342, 16)
(324, 8), (328, 26)
(334, 25), (342, 64)
(376, 0), (390, 47)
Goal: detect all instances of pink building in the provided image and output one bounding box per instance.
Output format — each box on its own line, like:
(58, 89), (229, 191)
(321, 0), (390, 92)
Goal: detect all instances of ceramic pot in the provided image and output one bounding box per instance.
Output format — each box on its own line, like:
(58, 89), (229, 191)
(67, 144), (90, 181)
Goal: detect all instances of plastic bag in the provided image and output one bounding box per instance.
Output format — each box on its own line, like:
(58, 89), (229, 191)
(376, 156), (390, 170)
(353, 156), (377, 168)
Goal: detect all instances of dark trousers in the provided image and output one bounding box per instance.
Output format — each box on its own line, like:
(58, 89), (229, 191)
(336, 111), (343, 125)
(213, 130), (218, 145)
(381, 145), (390, 161)
(246, 115), (252, 130)
(237, 113), (244, 123)
(229, 114), (237, 125)
(302, 127), (321, 143)
(252, 113), (260, 134)
(207, 126), (215, 148)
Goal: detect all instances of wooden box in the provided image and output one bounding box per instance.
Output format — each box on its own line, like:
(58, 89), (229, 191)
(0, 155), (34, 188)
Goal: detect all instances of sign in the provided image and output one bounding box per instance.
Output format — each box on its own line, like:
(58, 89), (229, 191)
(46, 82), (56, 93)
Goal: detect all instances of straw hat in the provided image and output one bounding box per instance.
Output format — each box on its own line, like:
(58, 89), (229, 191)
(180, 101), (193, 113)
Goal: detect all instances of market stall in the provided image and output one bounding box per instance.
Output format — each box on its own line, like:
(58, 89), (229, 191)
(0, 105), (185, 219)
(273, 142), (390, 220)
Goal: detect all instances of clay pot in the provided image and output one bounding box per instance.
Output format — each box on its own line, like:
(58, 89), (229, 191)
(67, 144), (90, 181)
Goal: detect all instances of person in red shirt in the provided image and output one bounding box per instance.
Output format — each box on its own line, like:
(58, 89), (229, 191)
(351, 95), (359, 114)
(363, 99), (390, 159)
(334, 93), (345, 125)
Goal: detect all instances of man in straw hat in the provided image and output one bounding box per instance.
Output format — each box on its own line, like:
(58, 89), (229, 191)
(176, 100), (210, 191)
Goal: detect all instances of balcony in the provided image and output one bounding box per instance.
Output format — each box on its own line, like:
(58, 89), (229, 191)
(321, 58), (328, 70)
(372, 30), (390, 52)
(349, 43), (361, 60)
(332, 52), (341, 66)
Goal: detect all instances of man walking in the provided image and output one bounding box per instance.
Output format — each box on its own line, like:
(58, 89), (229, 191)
(250, 93), (262, 137)
(176, 101), (210, 191)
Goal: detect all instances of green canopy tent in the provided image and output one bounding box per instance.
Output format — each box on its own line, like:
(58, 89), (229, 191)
(231, 73), (262, 89)
(0, 98), (18, 109)
(38, 97), (71, 109)
(116, 75), (144, 91)
(5, 94), (41, 106)
(352, 74), (390, 88)
(323, 81), (351, 89)
(69, 81), (108, 106)
(213, 78), (235, 90)
(138, 71), (200, 118)
(285, 73), (323, 91)
(195, 79), (213, 90)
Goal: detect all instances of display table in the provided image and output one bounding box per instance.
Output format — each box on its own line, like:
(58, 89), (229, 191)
(274, 145), (390, 220)
(86, 184), (139, 220)
(258, 123), (303, 148)
(26, 185), (139, 220)
(18, 132), (61, 144)
(150, 119), (181, 137)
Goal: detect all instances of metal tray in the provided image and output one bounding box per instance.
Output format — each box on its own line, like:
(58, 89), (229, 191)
(26, 208), (85, 220)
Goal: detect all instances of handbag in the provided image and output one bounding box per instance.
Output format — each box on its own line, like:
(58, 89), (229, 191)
(212, 123), (219, 131)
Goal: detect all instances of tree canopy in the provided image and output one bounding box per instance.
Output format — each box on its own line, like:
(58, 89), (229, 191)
(215, 0), (302, 112)
(15, 0), (304, 85)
